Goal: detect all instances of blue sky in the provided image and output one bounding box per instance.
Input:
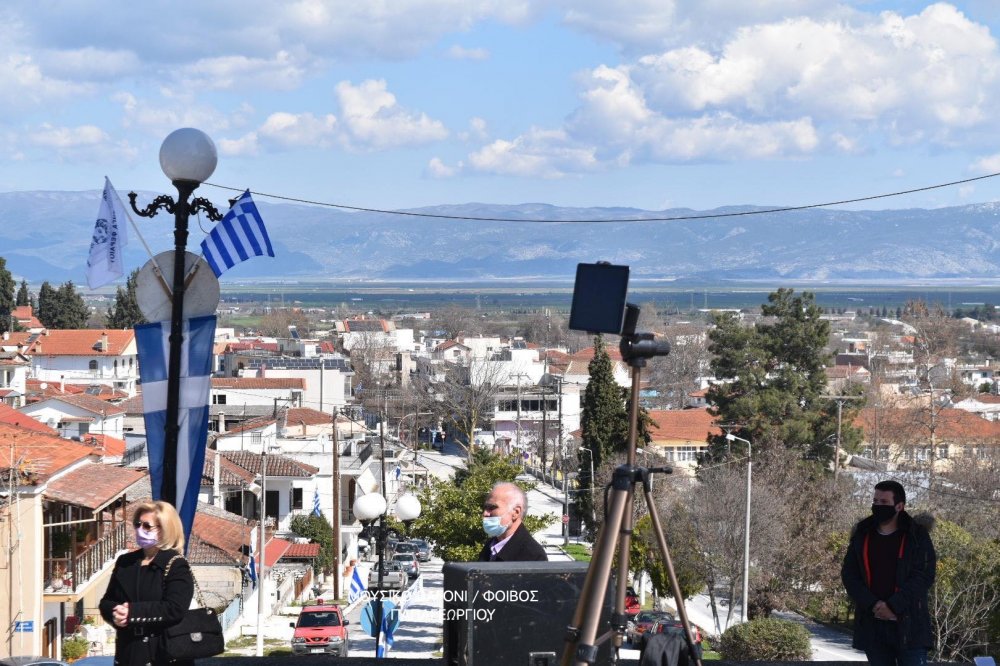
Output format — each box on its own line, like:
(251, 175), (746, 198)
(5, 1), (1000, 212)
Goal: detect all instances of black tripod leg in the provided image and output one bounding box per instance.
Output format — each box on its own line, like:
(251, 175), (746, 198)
(561, 484), (631, 666)
(640, 486), (704, 666)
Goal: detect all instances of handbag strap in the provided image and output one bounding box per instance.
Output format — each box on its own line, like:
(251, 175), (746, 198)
(163, 553), (209, 608)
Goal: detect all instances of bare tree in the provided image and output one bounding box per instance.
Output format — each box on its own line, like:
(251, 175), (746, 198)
(646, 323), (710, 409)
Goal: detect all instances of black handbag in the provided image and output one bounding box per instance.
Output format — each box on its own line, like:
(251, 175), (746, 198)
(162, 556), (225, 660)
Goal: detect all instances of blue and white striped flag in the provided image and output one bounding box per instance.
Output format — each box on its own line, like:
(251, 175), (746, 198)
(248, 529), (258, 589)
(348, 567), (366, 604)
(200, 190), (274, 277)
(135, 314), (217, 552)
(312, 489), (322, 517)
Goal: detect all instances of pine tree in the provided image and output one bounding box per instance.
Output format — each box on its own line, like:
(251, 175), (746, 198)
(105, 269), (147, 329)
(52, 281), (90, 329)
(15, 279), (29, 307)
(0, 257), (16, 335)
(579, 335), (628, 532)
(36, 281), (58, 328)
(706, 288), (849, 462)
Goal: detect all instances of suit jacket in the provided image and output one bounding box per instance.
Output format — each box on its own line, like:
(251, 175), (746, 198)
(478, 523), (547, 562)
(99, 548), (194, 666)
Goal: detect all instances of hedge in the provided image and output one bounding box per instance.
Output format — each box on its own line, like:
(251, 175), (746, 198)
(719, 617), (812, 661)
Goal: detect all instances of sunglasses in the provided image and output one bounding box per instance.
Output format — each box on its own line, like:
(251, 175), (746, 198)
(134, 521), (160, 531)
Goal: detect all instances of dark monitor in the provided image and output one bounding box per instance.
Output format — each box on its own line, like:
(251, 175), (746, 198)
(569, 262), (630, 335)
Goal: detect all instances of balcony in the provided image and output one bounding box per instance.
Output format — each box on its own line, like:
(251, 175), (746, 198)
(44, 520), (128, 595)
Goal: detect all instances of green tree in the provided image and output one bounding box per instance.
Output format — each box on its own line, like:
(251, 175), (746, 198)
(629, 507), (704, 601)
(42, 281), (91, 329)
(579, 335), (628, 533)
(289, 514), (334, 574)
(36, 281), (58, 328)
(0, 257), (15, 334)
(15, 279), (29, 307)
(408, 449), (553, 562)
(706, 289), (844, 460)
(105, 269), (147, 329)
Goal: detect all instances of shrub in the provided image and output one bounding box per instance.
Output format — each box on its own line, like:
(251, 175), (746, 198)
(719, 618), (812, 661)
(62, 636), (90, 662)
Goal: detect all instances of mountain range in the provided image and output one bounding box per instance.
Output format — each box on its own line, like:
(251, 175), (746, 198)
(2, 189), (999, 285)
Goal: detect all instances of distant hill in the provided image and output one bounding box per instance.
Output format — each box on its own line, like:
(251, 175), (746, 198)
(2, 190), (1000, 284)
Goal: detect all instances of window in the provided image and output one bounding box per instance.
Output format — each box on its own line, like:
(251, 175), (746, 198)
(676, 446), (697, 461)
(212, 394), (227, 405)
(937, 445), (949, 459)
(291, 488), (303, 510)
(89, 360), (98, 370)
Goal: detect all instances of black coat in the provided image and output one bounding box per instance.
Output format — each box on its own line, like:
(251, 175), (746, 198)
(841, 511), (936, 651)
(478, 523), (548, 562)
(99, 548), (195, 666)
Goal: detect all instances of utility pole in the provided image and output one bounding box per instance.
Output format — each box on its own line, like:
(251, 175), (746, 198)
(824, 394), (861, 482)
(541, 386), (548, 482)
(256, 450), (267, 657)
(331, 408), (341, 600)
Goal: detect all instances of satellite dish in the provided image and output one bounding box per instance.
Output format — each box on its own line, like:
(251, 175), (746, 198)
(39, 383), (48, 390)
(135, 251), (220, 323)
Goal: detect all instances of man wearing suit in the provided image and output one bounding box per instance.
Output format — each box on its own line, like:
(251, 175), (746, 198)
(478, 482), (548, 562)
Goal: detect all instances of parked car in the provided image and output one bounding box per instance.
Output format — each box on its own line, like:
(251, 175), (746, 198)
(624, 587), (641, 616)
(392, 552), (420, 579)
(394, 541), (418, 557)
(626, 610), (672, 645)
(409, 538), (432, 562)
(0, 658), (70, 666)
(641, 616), (703, 656)
(368, 562), (406, 590)
(290, 602), (350, 657)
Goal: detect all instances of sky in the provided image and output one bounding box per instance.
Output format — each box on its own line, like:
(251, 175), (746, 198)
(5, 1), (1000, 213)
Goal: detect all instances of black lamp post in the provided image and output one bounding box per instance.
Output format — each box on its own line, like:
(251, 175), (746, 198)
(128, 128), (223, 506)
(353, 490), (421, 658)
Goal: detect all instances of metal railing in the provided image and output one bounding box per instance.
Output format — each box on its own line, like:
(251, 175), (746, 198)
(44, 521), (128, 593)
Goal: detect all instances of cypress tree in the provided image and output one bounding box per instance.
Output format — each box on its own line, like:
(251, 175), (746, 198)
(0, 258), (14, 334)
(106, 269), (147, 329)
(37, 281), (57, 328)
(15, 279), (30, 307)
(53, 281), (90, 329)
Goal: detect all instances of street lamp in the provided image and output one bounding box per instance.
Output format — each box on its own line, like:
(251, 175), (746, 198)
(726, 432), (752, 624)
(129, 128), (223, 506)
(578, 447), (596, 526)
(353, 491), (421, 658)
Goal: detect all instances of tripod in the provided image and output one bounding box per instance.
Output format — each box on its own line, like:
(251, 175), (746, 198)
(562, 306), (703, 666)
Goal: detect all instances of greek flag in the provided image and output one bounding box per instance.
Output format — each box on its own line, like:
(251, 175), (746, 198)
(312, 489), (322, 517)
(348, 567), (366, 604)
(248, 529), (258, 589)
(199, 190), (274, 277)
(135, 314), (217, 552)
(86, 177), (130, 288)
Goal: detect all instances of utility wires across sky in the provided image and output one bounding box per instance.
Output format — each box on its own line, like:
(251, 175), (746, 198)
(206, 170), (1000, 224)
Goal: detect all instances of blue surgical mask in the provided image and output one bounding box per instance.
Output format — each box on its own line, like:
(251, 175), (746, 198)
(483, 516), (507, 538)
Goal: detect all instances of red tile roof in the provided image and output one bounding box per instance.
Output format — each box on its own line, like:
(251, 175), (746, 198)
(12, 305), (42, 328)
(8, 329), (135, 356)
(854, 407), (1000, 440)
(648, 409), (721, 443)
(0, 423), (95, 483)
(217, 417), (276, 437)
(265, 537), (292, 567)
(212, 378), (306, 390)
(34, 393), (126, 416)
(226, 341), (279, 352)
(202, 449), (257, 486)
(81, 434), (127, 457)
(44, 464), (145, 509)
(0, 404), (59, 435)
(223, 450), (319, 477)
(285, 407), (334, 426)
(571, 345), (624, 362)
(285, 543), (321, 558)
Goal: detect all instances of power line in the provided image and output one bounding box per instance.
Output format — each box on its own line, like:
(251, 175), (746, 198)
(205, 170), (1000, 224)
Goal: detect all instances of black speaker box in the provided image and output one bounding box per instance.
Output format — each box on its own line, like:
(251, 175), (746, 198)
(442, 561), (612, 666)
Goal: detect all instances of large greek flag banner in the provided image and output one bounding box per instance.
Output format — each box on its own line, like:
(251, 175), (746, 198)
(135, 314), (217, 551)
(348, 567), (366, 604)
(200, 190), (274, 277)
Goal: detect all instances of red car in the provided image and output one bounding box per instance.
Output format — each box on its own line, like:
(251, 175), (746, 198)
(624, 587), (641, 616)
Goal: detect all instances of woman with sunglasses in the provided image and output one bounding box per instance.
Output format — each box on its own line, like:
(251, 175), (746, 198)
(99, 501), (194, 665)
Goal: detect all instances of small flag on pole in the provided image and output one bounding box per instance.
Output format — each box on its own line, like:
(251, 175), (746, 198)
(200, 190), (274, 277)
(312, 489), (322, 517)
(348, 567), (366, 604)
(135, 314), (216, 551)
(248, 529), (258, 589)
(86, 177), (130, 288)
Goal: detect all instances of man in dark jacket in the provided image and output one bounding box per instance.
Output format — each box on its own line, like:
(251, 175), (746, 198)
(478, 482), (547, 562)
(842, 480), (936, 666)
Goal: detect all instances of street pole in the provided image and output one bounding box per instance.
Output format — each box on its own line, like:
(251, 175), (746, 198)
(331, 408), (341, 601)
(726, 432), (752, 624)
(563, 471), (569, 547)
(256, 451), (267, 656)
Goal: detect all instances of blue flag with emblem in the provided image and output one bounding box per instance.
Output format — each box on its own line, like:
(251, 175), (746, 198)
(135, 314), (216, 552)
(200, 190), (274, 277)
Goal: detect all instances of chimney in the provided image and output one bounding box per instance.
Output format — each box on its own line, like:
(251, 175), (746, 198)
(100, 332), (109, 352)
(259, 362), (266, 379)
(217, 411), (227, 434)
(60, 375), (65, 393)
(2, 331), (8, 341)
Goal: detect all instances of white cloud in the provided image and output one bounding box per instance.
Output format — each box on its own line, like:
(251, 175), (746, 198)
(467, 128), (599, 178)
(426, 157), (457, 178)
(260, 111), (338, 147)
(28, 123), (109, 149)
(970, 154), (1000, 173)
(177, 50), (312, 92)
(0, 53), (91, 113)
(24, 123), (137, 163)
(36, 47), (142, 81)
(114, 92), (243, 138)
(446, 45), (490, 60)
(335, 79), (448, 150)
